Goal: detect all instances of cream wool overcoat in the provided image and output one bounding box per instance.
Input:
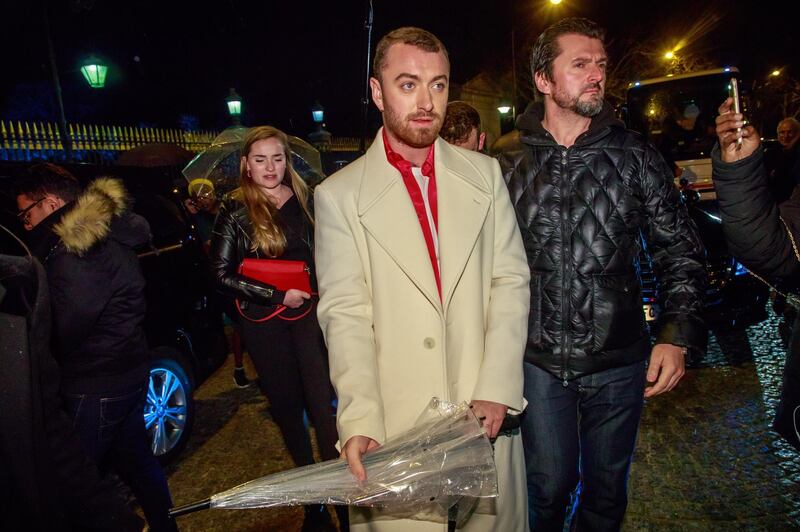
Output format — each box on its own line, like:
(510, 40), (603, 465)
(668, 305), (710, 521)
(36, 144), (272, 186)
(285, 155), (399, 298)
(314, 131), (530, 531)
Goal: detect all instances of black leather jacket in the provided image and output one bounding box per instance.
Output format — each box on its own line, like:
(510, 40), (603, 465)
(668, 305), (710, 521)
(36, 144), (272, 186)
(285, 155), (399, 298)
(209, 199), (314, 310)
(499, 103), (707, 381)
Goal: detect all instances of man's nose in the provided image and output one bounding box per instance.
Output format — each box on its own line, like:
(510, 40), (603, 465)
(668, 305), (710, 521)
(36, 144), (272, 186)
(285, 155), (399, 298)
(417, 89), (434, 111)
(587, 64), (604, 82)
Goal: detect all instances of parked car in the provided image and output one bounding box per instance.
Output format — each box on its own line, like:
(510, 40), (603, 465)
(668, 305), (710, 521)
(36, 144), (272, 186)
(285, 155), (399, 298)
(0, 162), (228, 463)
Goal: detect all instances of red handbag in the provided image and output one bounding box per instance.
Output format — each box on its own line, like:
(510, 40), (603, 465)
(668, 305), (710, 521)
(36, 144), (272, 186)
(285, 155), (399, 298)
(236, 259), (314, 322)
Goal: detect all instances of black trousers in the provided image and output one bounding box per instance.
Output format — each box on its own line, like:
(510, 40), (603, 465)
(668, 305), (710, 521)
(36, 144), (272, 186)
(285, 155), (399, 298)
(241, 309), (339, 465)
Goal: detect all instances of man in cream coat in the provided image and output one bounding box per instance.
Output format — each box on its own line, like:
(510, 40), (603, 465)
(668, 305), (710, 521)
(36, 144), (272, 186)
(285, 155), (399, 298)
(314, 27), (530, 531)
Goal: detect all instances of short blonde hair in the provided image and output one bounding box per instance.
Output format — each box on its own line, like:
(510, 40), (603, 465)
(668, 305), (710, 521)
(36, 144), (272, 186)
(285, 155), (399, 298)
(373, 27), (449, 81)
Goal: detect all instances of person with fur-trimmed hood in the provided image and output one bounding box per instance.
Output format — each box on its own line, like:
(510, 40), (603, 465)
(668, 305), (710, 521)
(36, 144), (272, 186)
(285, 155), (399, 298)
(16, 163), (177, 532)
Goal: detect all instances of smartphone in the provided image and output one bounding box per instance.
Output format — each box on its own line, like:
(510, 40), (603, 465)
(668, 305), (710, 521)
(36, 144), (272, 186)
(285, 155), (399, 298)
(729, 77), (743, 150)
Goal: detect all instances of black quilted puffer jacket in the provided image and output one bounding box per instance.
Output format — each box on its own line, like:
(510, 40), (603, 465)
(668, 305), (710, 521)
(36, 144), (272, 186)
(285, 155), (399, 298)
(498, 103), (707, 382)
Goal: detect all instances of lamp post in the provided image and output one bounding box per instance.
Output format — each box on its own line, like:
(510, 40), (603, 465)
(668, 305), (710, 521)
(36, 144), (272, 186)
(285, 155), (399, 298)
(80, 57), (108, 88)
(308, 101), (331, 152)
(41, 0), (72, 160)
(359, 0), (375, 154)
(226, 88), (243, 126)
(510, 28), (518, 121)
(498, 104), (513, 135)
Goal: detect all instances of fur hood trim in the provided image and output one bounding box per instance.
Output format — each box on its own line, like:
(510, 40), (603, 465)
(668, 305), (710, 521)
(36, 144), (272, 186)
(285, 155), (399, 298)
(54, 178), (129, 255)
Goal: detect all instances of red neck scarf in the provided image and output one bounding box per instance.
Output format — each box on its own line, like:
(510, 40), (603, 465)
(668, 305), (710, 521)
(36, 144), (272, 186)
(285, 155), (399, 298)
(382, 129), (440, 298)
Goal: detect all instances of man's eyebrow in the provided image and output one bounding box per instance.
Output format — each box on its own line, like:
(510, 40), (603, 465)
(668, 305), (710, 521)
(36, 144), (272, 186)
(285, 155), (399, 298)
(393, 73), (449, 84)
(394, 72), (421, 82)
(572, 55), (608, 63)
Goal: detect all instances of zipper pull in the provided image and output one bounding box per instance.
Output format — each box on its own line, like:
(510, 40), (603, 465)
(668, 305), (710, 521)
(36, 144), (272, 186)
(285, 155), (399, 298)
(562, 379), (568, 388)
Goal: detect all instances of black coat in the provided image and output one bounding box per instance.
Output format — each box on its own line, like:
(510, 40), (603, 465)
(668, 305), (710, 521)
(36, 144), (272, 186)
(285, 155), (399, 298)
(27, 178), (151, 393)
(499, 103), (707, 381)
(712, 144), (800, 450)
(713, 145), (800, 279)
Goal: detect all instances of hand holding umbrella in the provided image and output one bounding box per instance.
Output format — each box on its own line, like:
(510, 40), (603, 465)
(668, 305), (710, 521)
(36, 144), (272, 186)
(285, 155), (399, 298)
(169, 398), (499, 526)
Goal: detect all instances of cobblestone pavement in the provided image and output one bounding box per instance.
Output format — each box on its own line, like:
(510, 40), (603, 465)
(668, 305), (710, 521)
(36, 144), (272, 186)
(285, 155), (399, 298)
(165, 310), (800, 531)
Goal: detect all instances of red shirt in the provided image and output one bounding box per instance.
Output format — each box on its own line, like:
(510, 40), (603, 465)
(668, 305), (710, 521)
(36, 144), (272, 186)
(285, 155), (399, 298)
(382, 129), (441, 298)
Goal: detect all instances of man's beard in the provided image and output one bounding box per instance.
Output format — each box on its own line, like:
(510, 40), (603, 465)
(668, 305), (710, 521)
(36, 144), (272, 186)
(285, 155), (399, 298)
(383, 105), (442, 148)
(552, 82), (604, 118)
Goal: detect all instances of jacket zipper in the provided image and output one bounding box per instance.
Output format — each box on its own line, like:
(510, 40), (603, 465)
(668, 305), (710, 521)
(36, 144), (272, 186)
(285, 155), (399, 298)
(559, 147), (570, 387)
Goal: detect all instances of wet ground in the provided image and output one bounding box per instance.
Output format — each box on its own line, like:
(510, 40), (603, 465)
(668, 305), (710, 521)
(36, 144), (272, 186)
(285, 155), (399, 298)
(164, 310), (800, 531)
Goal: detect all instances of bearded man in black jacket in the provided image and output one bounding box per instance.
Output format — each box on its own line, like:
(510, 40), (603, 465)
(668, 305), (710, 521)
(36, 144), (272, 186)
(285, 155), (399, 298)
(499, 18), (707, 531)
(16, 164), (176, 531)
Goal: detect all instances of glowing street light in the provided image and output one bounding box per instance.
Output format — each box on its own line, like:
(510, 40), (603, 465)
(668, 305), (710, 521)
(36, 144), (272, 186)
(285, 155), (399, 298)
(549, 0), (563, 4)
(497, 105), (512, 114)
(771, 69), (782, 77)
(664, 51), (676, 60)
(311, 101), (324, 124)
(80, 57), (108, 88)
(226, 88), (242, 117)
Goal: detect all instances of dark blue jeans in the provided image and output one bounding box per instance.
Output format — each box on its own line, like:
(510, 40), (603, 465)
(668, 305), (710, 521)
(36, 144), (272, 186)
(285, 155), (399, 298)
(521, 360), (647, 532)
(62, 385), (177, 532)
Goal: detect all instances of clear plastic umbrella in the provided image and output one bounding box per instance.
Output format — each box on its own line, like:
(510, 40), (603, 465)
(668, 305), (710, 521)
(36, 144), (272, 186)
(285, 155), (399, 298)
(169, 398), (498, 527)
(181, 126), (325, 194)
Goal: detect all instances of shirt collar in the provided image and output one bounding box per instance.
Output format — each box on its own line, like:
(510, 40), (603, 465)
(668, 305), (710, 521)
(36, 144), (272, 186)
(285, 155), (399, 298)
(382, 128), (436, 177)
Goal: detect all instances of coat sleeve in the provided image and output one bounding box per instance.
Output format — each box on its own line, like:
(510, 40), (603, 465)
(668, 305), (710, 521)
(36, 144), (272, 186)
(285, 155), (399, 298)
(712, 145), (800, 279)
(208, 209), (284, 306)
(471, 159), (530, 412)
(314, 184), (386, 448)
(640, 143), (708, 355)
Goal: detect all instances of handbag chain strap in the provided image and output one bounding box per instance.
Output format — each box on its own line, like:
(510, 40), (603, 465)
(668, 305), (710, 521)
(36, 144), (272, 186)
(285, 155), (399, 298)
(744, 216), (800, 310)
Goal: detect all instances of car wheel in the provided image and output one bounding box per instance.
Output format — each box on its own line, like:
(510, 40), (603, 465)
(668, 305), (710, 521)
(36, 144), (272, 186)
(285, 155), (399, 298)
(145, 355), (194, 464)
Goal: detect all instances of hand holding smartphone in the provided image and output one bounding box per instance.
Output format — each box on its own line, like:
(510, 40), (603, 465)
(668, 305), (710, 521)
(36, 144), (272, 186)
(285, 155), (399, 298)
(729, 77), (743, 151)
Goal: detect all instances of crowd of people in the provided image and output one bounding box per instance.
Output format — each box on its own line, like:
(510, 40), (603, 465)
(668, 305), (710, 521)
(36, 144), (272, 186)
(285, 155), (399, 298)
(2, 14), (798, 532)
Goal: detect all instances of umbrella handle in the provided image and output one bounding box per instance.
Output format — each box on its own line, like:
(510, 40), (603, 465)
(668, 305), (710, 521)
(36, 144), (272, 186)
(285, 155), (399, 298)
(489, 414), (522, 444)
(169, 498), (212, 518)
(448, 502), (459, 532)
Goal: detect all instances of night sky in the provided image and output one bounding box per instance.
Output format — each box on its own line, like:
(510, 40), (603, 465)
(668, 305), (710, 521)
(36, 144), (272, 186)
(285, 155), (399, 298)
(1, 0), (795, 137)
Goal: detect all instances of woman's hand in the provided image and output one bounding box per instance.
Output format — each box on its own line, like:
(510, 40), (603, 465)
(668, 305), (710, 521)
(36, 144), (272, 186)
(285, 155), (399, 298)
(282, 289), (311, 308)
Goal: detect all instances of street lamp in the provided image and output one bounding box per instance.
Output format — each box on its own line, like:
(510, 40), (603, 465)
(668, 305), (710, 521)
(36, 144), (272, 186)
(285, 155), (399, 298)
(80, 57), (108, 89)
(498, 103), (513, 135)
(226, 88), (242, 125)
(771, 69), (782, 77)
(311, 101), (324, 124)
(308, 101), (331, 152)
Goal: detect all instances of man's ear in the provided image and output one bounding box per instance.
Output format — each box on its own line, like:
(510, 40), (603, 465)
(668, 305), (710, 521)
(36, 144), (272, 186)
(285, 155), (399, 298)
(370, 77), (384, 112)
(478, 132), (486, 151)
(534, 71), (551, 96)
(45, 194), (66, 214)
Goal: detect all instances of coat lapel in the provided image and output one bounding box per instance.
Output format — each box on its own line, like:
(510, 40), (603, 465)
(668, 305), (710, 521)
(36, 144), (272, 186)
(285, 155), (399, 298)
(435, 138), (491, 312)
(358, 131), (441, 310)
(356, 133), (491, 313)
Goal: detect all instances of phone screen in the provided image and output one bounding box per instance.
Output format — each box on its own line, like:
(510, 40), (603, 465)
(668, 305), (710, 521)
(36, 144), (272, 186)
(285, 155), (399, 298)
(729, 78), (742, 150)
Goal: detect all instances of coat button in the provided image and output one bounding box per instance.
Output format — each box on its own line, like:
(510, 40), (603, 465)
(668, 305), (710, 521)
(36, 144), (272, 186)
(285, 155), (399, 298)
(423, 337), (436, 349)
